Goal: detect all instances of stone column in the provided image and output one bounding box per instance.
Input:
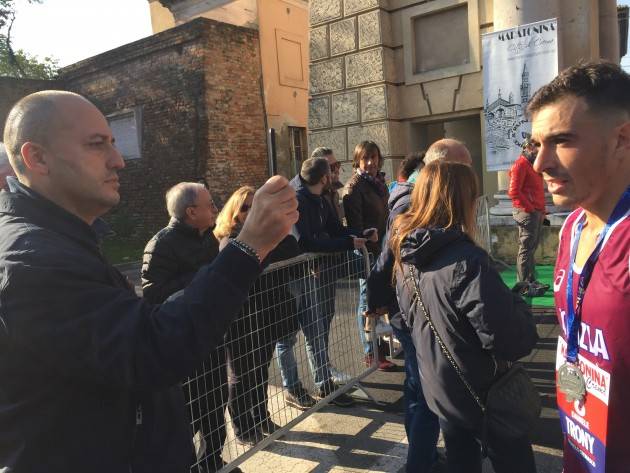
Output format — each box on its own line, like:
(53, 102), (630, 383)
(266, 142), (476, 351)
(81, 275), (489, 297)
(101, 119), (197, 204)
(308, 0), (402, 185)
(598, 0), (620, 63)
(489, 0), (561, 221)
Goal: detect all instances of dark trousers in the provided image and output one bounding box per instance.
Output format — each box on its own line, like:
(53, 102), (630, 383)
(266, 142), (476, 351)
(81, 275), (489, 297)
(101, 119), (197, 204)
(226, 327), (276, 437)
(513, 210), (543, 283)
(184, 347), (228, 472)
(392, 324), (440, 473)
(439, 418), (536, 473)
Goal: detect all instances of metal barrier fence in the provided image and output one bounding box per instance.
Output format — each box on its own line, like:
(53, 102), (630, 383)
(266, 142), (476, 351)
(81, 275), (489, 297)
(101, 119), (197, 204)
(183, 249), (380, 473)
(476, 195), (492, 255)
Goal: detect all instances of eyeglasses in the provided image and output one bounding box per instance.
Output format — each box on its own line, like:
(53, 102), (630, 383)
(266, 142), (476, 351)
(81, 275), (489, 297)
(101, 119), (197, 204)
(240, 204), (251, 213)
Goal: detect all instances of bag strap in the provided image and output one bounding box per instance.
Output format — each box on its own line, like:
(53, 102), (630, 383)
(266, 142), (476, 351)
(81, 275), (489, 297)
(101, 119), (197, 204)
(405, 264), (486, 413)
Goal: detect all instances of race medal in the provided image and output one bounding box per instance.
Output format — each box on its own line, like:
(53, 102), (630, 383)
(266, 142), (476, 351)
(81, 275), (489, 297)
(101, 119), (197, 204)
(558, 362), (587, 402)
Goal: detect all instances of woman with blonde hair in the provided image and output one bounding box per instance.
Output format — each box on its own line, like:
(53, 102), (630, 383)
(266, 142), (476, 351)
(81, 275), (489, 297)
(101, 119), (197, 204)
(391, 160), (538, 473)
(215, 186), (300, 444)
(214, 186), (255, 246)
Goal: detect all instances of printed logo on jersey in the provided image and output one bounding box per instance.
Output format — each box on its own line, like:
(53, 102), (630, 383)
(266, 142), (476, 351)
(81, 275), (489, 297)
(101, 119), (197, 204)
(554, 268), (566, 292)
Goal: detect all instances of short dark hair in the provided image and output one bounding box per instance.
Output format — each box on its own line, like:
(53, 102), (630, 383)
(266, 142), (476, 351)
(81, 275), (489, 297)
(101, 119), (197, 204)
(528, 61), (630, 117)
(311, 147), (333, 159)
(398, 151), (425, 179)
(352, 141), (382, 169)
(300, 157), (330, 185)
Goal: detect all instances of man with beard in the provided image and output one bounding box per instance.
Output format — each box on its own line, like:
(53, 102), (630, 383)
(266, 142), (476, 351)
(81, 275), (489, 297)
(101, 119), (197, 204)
(276, 157), (372, 409)
(312, 147), (344, 222)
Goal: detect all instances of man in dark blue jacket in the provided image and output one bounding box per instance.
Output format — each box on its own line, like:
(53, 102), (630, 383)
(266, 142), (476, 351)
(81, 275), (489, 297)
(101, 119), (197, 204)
(0, 90), (298, 473)
(276, 157), (373, 409)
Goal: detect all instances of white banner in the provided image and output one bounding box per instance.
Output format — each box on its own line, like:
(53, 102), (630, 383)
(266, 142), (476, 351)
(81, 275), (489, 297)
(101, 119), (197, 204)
(482, 19), (558, 171)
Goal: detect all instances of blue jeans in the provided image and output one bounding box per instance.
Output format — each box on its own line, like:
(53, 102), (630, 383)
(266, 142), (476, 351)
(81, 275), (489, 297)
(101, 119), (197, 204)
(391, 324), (440, 473)
(357, 278), (372, 355)
(276, 277), (331, 391)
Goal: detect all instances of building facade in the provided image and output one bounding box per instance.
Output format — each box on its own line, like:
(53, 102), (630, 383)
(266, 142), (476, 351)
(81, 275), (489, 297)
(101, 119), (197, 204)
(149, 0), (310, 177)
(308, 0), (625, 197)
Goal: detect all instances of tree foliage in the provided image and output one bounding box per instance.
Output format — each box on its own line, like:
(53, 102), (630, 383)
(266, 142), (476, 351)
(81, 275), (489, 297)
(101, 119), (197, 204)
(0, 0), (58, 79)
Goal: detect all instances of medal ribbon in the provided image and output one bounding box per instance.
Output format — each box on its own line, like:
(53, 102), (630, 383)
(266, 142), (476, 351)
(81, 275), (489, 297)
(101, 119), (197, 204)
(565, 186), (630, 363)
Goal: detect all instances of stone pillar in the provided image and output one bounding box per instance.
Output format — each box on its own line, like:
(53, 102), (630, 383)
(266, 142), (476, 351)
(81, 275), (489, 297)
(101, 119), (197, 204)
(308, 0), (402, 184)
(598, 0), (620, 63)
(490, 0), (561, 219)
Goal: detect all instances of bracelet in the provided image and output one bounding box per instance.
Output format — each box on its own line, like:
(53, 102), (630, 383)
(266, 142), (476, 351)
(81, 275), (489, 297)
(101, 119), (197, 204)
(229, 238), (262, 265)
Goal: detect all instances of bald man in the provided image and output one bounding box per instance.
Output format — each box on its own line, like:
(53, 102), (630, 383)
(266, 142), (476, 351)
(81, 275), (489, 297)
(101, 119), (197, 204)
(0, 91), (298, 473)
(366, 138), (472, 473)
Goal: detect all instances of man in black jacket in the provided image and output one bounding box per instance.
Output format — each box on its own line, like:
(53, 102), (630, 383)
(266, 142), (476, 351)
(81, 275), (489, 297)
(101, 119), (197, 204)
(141, 181), (233, 472)
(142, 182), (219, 303)
(0, 90), (298, 473)
(276, 157), (371, 409)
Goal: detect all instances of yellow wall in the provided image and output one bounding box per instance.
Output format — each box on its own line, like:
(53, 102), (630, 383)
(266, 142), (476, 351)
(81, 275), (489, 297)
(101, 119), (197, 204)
(258, 0), (309, 176)
(149, 0), (175, 33)
(257, 0), (308, 125)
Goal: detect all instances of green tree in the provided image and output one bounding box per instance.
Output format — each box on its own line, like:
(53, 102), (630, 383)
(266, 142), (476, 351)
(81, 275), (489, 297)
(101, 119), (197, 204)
(0, 0), (58, 79)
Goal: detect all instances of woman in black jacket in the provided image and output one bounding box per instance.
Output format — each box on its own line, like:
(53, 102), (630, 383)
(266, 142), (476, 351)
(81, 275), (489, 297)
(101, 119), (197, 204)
(390, 161), (539, 473)
(215, 186), (300, 444)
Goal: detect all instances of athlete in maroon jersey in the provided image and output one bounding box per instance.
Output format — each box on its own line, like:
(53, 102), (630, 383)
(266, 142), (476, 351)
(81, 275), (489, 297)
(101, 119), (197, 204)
(529, 62), (630, 473)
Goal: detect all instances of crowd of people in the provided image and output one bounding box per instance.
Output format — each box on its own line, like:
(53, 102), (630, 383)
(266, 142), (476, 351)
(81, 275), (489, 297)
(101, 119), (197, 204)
(0, 61), (628, 473)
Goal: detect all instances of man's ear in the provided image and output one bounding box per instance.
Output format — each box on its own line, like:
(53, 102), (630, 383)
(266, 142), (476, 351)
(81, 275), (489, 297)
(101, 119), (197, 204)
(185, 206), (196, 221)
(21, 142), (50, 176)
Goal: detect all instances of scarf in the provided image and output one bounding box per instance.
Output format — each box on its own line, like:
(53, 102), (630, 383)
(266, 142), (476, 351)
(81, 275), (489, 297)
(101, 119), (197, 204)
(357, 169), (388, 198)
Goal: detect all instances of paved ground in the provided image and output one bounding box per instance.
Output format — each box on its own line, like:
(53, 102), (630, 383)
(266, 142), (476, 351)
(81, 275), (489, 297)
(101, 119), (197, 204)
(120, 263), (563, 473)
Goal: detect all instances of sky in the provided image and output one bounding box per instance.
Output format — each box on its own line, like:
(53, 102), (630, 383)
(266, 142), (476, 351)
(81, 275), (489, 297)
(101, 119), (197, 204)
(8, 0), (630, 70)
(10, 0), (153, 67)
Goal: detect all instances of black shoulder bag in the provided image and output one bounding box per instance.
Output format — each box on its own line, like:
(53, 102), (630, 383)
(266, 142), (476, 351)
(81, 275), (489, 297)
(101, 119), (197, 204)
(405, 265), (541, 452)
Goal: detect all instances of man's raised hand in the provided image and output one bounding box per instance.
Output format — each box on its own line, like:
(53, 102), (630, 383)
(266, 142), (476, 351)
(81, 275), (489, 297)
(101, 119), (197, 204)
(237, 176), (299, 261)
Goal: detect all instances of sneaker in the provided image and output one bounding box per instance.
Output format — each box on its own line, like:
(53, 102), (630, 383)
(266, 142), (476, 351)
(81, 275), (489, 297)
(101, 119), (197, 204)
(524, 283), (548, 297)
(531, 280), (551, 292)
(284, 386), (316, 410)
(511, 281), (529, 293)
(364, 354), (396, 372)
(315, 379), (355, 407)
(235, 427), (264, 446)
(330, 366), (354, 385)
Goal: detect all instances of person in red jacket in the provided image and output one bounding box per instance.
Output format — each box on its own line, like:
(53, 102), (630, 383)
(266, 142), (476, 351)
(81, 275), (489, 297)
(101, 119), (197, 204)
(508, 137), (549, 296)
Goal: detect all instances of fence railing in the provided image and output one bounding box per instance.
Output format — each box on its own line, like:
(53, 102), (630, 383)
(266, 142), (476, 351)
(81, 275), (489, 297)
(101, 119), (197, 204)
(476, 195), (492, 255)
(183, 248), (379, 473)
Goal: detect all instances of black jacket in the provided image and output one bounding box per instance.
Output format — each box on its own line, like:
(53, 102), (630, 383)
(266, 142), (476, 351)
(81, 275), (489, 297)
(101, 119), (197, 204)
(395, 227), (538, 429)
(342, 173), (389, 255)
(290, 175), (355, 253)
(223, 232), (302, 342)
(141, 218), (220, 304)
(0, 180), (261, 473)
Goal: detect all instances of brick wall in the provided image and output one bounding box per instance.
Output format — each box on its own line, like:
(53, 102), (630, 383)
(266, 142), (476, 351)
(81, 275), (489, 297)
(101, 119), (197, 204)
(57, 18), (268, 240)
(200, 20), (268, 205)
(0, 78), (61, 134)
